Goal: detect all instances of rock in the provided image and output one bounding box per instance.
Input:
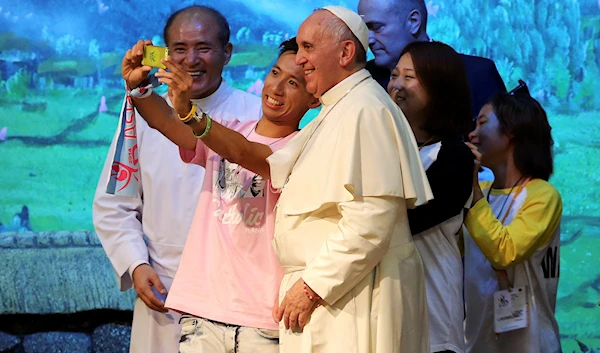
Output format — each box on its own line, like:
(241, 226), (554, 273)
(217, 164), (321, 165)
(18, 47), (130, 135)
(0, 331), (20, 351)
(71, 232), (89, 247)
(22, 332), (90, 353)
(92, 324), (130, 353)
(15, 233), (35, 248)
(87, 233), (101, 246)
(0, 233), (16, 249)
(51, 231), (71, 247)
(36, 233), (51, 248)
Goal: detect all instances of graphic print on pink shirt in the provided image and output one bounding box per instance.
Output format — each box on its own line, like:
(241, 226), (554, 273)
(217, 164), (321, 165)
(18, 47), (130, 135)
(213, 158), (267, 229)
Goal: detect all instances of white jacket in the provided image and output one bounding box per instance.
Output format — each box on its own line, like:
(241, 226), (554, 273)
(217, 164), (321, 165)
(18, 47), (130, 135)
(93, 81), (262, 290)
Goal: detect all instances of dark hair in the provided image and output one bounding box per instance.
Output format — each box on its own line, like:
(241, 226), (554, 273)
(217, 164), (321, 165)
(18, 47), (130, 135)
(400, 41), (472, 137)
(163, 6), (230, 47)
(279, 37), (299, 56)
(490, 93), (554, 180)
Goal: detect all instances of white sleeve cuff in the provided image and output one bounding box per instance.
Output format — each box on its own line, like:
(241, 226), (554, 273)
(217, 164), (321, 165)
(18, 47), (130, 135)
(128, 260), (150, 279)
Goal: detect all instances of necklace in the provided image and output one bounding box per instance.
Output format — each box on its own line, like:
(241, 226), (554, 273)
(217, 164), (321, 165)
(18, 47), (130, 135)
(417, 136), (438, 151)
(486, 176), (525, 221)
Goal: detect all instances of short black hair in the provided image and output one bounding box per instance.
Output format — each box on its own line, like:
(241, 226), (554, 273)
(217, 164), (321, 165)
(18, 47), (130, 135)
(490, 93), (554, 181)
(279, 37), (298, 56)
(163, 6), (230, 47)
(400, 41), (472, 137)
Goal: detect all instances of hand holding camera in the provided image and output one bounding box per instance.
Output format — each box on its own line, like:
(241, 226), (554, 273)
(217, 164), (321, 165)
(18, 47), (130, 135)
(155, 58), (195, 119)
(121, 40), (193, 117)
(122, 39), (157, 89)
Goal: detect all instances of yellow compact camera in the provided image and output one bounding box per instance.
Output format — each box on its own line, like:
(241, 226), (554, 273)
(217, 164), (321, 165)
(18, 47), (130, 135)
(142, 45), (169, 69)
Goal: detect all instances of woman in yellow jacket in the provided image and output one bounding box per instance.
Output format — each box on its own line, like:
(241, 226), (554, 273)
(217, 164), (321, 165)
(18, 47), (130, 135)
(464, 92), (562, 353)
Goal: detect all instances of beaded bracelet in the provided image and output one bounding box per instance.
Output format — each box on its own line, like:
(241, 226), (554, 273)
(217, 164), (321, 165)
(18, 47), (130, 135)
(303, 281), (321, 301)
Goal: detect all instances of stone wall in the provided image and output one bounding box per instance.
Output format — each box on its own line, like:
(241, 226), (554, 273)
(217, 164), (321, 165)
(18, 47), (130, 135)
(0, 231), (136, 352)
(0, 231), (136, 314)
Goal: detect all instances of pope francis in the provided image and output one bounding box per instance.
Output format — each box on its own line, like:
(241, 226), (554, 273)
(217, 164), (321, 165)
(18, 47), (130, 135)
(266, 6), (433, 353)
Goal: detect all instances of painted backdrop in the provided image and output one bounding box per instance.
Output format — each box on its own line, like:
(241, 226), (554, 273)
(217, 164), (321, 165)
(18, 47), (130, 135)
(0, 0), (598, 351)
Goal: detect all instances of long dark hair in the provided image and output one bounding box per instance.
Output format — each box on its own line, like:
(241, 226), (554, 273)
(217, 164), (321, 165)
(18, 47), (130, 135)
(491, 93), (554, 181)
(399, 41), (472, 137)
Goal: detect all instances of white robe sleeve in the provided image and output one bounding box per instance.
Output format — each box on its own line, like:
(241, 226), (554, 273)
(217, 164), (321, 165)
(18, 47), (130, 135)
(92, 124), (148, 291)
(301, 196), (403, 305)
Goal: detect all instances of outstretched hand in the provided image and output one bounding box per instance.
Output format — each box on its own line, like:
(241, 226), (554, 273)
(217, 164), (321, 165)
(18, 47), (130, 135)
(155, 57), (194, 118)
(122, 40), (154, 90)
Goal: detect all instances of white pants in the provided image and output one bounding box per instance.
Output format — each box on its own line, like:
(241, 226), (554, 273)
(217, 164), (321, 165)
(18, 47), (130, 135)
(130, 275), (182, 353)
(179, 316), (280, 353)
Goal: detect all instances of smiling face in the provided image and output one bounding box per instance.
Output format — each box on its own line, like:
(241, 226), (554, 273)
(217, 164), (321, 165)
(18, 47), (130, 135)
(387, 53), (429, 123)
(358, 0), (415, 71)
(261, 51), (319, 127)
(166, 13), (232, 99)
(295, 11), (344, 98)
(469, 104), (511, 168)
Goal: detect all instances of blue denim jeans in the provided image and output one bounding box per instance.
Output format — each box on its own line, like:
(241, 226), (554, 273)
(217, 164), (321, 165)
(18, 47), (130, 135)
(179, 315), (279, 353)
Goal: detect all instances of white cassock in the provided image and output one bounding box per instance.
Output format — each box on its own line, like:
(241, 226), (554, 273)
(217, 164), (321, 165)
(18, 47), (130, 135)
(267, 69), (433, 353)
(92, 81), (261, 353)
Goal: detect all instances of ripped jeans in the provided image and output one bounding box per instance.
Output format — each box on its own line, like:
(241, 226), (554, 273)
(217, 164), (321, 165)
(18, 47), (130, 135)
(179, 315), (279, 353)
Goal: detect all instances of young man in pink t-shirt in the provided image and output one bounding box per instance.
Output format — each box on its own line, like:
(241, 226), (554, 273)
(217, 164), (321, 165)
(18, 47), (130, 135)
(123, 38), (319, 352)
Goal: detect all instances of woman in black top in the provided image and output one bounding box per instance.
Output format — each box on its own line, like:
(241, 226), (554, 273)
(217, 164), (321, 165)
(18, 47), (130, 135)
(387, 41), (473, 353)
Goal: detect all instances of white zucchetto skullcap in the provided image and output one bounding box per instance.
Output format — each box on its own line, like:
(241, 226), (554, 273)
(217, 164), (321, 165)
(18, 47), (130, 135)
(322, 5), (369, 52)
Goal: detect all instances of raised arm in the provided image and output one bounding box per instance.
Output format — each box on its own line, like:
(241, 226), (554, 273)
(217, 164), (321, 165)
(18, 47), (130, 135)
(465, 181), (562, 269)
(152, 57), (274, 178)
(122, 42), (273, 177)
(122, 40), (197, 151)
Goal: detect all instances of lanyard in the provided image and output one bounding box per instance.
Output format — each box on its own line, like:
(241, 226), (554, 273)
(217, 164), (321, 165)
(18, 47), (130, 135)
(486, 176), (531, 224)
(489, 177), (531, 288)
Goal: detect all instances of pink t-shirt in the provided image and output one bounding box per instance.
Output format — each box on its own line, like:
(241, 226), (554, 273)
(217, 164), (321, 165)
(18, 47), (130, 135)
(165, 119), (294, 330)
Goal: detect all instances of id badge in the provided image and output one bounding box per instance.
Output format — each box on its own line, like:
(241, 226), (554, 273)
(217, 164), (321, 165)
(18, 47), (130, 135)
(493, 286), (528, 333)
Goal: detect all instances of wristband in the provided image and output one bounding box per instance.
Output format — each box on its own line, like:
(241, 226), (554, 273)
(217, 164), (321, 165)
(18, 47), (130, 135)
(179, 103), (198, 123)
(192, 115), (212, 139)
(126, 73), (161, 99)
(127, 84), (153, 98)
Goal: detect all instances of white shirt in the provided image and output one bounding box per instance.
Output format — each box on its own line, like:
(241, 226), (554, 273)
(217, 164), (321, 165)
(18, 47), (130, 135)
(93, 81), (262, 290)
(413, 142), (469, 353)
